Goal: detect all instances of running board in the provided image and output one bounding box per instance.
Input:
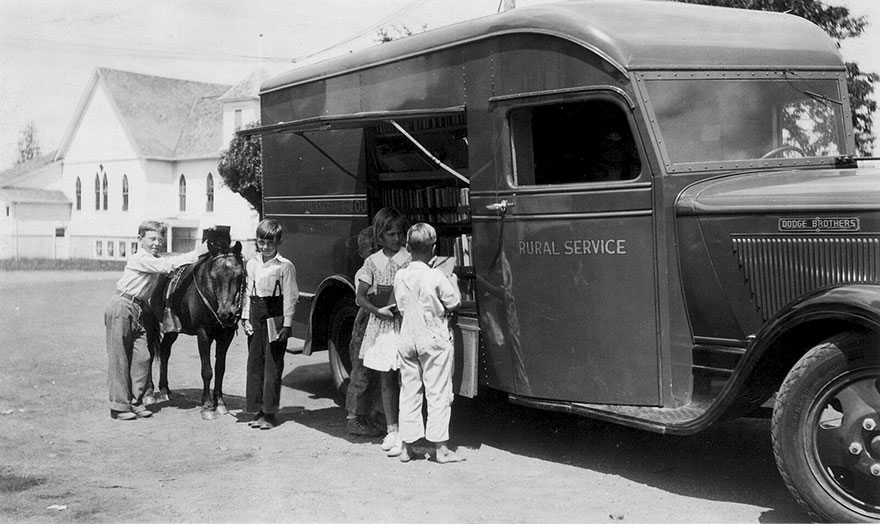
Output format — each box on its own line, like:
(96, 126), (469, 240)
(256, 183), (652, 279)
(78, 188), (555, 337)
(508, 395), (714, 436)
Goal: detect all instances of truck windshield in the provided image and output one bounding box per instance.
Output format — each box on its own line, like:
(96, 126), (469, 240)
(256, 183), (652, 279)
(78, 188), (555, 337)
(641, 72), (849, 170)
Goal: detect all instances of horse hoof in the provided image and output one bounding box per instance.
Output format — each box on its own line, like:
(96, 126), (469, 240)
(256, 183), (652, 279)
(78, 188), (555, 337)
(158, 390), (172, 402)
(142, 395), (157, 406)
(216, 404), (228, 416)
(201, 409), (217, 421)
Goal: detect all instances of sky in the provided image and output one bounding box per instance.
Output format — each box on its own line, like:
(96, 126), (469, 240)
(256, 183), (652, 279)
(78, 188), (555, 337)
(0, 0), (878, 171)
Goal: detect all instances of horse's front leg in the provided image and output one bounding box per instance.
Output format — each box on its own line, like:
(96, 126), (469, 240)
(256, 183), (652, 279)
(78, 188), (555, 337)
(197, 332), (216, 420)
(212, 328), (236, 416)
(157, 332), (178, 402)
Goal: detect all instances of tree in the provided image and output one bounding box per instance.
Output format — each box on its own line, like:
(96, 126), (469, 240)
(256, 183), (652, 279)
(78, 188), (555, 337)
(218, 122), (263, 217)
(676, 0), (877, 155)
(16, 121), (42, 164)
(846, 62), (879, 155)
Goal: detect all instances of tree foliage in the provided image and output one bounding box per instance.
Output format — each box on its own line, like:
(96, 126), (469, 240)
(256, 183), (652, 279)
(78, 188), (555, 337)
(16, 121), (42, 165)
(218, 122), (263, 217)
(676, 0), (877, 155)
(846, 62), (880, 155)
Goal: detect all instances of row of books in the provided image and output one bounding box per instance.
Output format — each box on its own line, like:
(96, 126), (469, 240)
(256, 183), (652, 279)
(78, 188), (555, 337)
(380, 187), (470, 224)
(452, 233), (473, 267)
(428, 234), (473, 266)
(432, 234), (475, 304)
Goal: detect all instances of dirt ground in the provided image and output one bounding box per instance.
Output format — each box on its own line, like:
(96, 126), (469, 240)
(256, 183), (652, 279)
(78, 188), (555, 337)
(0, 271), (814, 523)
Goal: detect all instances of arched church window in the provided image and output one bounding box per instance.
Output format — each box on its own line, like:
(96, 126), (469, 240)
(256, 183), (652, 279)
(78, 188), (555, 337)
(206, 173), (214, 212)
(122, 175), (129, 211)
(179, 175), (187, 212)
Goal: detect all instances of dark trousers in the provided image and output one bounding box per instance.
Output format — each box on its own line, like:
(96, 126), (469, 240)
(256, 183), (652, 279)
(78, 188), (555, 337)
(345, 307), (380, 417)
(246, 298), (285, 414)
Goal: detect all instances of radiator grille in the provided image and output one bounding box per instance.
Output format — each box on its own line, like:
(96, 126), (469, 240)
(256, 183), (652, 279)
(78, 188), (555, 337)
(732, 235), (880, 319)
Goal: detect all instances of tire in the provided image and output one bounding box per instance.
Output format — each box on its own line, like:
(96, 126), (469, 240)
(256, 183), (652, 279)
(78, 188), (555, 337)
(772, 331), (880, 522)
(327, 298), (357, 403)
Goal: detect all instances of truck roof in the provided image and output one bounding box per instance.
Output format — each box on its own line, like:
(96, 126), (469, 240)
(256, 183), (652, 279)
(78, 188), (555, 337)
(263, 0), (843, 94)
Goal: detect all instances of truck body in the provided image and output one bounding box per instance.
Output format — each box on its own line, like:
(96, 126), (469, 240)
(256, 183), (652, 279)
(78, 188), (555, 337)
(249, 2), (880, 520)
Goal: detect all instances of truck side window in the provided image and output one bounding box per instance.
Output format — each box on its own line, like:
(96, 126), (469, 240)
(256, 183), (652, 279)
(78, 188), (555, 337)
(511, 101), (640, 185)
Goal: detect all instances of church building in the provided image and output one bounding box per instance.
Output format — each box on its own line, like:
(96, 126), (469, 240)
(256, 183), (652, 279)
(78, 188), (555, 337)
(0, 67), (268, 260)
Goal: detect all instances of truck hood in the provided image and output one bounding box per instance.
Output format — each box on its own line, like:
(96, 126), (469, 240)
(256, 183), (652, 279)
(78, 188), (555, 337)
(676, 168), (880, 216)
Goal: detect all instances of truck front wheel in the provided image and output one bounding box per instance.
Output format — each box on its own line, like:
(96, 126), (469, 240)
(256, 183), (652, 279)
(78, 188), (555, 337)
(772, 331), (880, 522)
(327, 298), (357, 402)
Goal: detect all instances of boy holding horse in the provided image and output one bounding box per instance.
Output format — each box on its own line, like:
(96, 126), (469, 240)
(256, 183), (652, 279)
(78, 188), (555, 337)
(105, 220), (206, 420)
(241, 219), (298, 430)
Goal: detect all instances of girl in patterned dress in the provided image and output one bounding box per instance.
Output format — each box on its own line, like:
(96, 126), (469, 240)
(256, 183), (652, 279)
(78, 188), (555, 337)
(356, 208), (410, 456)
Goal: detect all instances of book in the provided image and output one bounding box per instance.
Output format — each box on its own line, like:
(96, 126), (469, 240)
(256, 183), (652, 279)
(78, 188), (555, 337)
(267, 316), (287, 348)
(461, 233), (472, 266)
(367, 285), (394, 308)
(431, 256), (456, 277)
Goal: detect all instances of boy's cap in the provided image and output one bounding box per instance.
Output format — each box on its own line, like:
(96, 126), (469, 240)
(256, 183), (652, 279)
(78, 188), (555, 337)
(202, 225), (231, 244)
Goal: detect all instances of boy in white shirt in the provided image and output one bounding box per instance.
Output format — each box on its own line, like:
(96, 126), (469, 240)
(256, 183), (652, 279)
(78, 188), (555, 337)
(105, 220), (205, 420)
(393, 222), (464, 463)
(241, 219), (298, 430)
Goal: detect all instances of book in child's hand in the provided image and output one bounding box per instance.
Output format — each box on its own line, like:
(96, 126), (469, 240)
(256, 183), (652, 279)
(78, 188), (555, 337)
(431, 256), (455, 277)
(267, 316), (287, 348)
(367, 285), (393, 308)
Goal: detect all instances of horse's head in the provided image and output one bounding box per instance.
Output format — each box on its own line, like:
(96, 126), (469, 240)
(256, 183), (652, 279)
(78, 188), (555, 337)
(205, 241), (245, 326)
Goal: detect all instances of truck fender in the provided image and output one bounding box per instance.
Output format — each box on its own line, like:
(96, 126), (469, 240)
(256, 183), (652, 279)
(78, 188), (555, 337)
(302, 275), (356, 355)
(753, 283), (880, 352)
(723, 283), (880, 416)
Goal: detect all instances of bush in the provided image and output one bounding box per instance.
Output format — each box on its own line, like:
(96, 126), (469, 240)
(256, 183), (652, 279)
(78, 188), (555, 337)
(0, 258), (126, 271)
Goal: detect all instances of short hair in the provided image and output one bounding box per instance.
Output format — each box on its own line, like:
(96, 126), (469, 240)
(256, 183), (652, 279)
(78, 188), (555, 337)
(138, 220), (167, 238)
(256, 219), (283, 242)
(372, 208), (406, 247)
(406, 222), (436, 257)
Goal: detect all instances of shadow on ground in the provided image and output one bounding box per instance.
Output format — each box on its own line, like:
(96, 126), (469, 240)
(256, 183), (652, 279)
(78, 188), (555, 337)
(278, 362), (809, 523)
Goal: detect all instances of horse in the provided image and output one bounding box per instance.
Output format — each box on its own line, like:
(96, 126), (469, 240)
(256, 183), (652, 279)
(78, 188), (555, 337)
(145, 238), (246, 420)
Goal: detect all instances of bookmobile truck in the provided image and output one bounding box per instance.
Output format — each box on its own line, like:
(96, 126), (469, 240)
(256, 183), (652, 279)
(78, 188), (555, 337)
(245, 1), (880, 520)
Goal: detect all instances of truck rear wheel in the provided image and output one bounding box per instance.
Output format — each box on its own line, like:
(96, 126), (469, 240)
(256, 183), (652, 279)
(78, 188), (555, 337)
(327, 298), (357, 402)
(772, 331), (880, 522)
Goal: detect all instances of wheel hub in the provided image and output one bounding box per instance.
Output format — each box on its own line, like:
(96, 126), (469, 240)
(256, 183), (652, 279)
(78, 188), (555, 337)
(812, 371), (880, 511)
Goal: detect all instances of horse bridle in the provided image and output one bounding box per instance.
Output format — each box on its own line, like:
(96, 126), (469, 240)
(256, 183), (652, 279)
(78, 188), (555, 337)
(193, 252), (246, 330)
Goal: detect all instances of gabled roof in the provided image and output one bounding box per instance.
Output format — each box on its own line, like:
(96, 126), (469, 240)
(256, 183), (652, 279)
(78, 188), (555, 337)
(175, 96), (226, 159)
(56, 68), (232, 161)
(0, 152), (59, 187)
(0, 187), (69, 205)
(219, 68), (274, 102)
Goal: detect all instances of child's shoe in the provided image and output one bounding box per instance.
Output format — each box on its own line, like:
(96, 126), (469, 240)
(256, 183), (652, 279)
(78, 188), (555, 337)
(131, 404), (153, 418)
(380, 431), (399, 451)
(110, 409), (136, 421)
(259, 414), (277, 430)
(383, 432), (402, 457)
(346, 417), (382, 437)
(399, 442), (414, 463)
(248, 411), (265, 428)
